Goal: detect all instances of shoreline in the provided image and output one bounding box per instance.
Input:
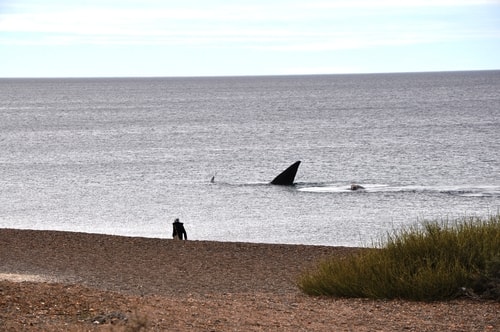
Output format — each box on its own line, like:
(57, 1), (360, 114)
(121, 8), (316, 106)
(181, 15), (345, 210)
(1, 228), (498, 331)
(1, 227), (365, 248)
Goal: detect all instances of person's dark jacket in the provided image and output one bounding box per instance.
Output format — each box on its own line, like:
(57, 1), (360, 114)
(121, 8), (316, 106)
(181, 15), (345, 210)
(172, 221), (187, 240)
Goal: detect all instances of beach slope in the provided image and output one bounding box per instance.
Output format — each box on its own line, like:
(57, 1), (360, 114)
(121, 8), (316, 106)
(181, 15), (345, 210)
(1, 229), (498, 331)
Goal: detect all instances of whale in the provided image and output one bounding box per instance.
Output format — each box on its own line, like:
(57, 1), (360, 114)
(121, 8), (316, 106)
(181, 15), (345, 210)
(270, 161), (365, 190)
(350, 184), (365, 191)
(270, 161), (301, 185)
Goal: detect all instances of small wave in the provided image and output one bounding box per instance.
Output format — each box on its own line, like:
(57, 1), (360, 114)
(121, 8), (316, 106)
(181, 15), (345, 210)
(297, 183), (500, 197)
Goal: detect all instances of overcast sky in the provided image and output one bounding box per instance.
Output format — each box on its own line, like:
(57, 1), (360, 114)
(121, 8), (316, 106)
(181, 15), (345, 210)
(1, 0), (499, 77)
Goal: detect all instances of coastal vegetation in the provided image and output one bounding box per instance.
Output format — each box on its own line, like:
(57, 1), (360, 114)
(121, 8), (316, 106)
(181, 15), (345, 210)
(298, 214), (500, 301)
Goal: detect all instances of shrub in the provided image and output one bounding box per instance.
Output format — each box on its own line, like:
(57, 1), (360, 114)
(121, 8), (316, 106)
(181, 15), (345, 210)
(298, 214), (500, 301)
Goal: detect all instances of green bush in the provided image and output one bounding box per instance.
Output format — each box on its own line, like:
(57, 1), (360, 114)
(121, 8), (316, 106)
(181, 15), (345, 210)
(298, 214), (500, 301)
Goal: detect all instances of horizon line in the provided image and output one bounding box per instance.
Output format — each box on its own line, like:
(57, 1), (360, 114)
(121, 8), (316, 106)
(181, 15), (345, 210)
(1, 68), (499, 80)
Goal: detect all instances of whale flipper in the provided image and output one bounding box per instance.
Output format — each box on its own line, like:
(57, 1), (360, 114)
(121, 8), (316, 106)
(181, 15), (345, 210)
(270, 161), (301, 185)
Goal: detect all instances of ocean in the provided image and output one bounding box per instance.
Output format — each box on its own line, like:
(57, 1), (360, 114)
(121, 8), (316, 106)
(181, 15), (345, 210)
(1, 71), (499, 246)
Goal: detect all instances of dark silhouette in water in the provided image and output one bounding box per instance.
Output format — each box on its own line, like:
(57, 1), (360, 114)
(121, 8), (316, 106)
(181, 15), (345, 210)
(172, 218), (187, 240)
(270, 161), (301, 185)
(350, 184), (365, 191)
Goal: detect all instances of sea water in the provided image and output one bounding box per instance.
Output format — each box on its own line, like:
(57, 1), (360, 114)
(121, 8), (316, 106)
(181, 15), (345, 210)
(0, 71), (499, 246)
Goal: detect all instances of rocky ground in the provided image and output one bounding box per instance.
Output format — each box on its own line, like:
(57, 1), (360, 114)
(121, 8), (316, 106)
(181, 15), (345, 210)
(1, 229), (498, 331)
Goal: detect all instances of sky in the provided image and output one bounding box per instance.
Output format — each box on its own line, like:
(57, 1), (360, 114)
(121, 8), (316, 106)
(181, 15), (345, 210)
(1, 0), (499, 77)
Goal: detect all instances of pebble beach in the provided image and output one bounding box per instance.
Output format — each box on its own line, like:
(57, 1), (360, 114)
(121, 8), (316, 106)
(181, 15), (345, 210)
(1, 229), (498, 331)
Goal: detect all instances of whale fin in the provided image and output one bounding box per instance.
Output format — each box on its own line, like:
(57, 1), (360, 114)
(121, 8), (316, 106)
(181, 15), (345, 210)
(270, 161), (301, 185)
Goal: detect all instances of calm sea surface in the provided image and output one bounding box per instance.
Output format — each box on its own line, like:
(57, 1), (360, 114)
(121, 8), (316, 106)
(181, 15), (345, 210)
(1, 71), (499, 246)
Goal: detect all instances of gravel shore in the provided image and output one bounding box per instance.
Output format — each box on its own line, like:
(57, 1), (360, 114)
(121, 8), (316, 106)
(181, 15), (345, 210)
(1, 229), (498, 331)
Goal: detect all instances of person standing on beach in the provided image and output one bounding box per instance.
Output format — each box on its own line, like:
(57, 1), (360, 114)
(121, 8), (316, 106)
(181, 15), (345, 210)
(172, 218), (187, 240)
